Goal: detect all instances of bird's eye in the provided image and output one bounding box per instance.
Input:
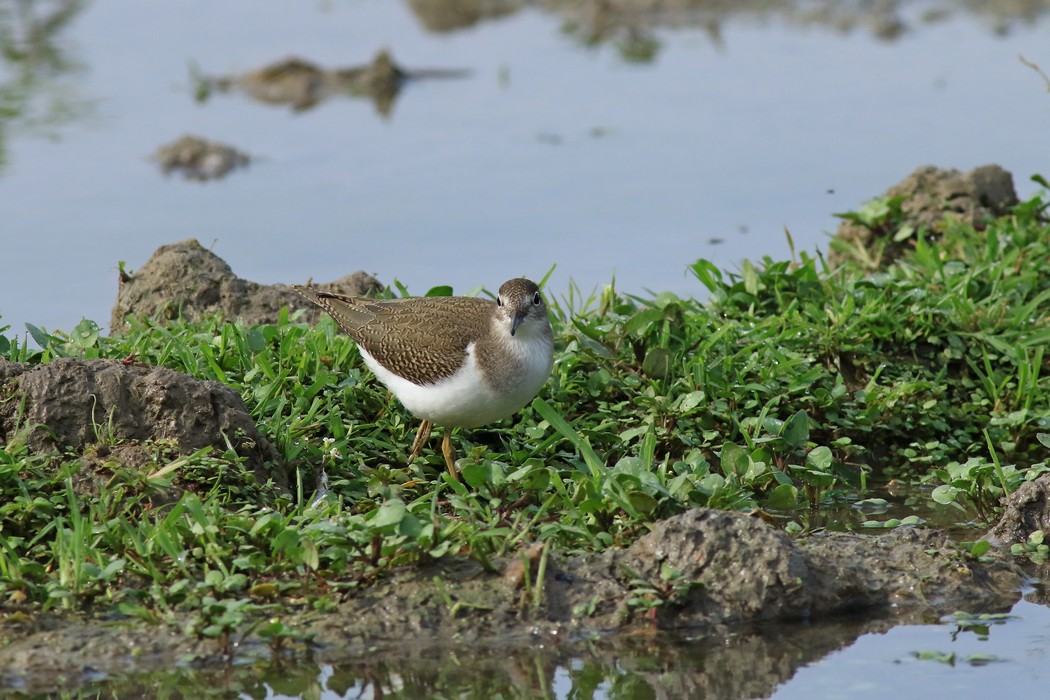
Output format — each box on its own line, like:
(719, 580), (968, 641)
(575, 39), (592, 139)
(532, 292), (541, 305)
(497, 296), (503, 307)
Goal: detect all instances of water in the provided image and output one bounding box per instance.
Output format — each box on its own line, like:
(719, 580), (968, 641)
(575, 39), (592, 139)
(66, 594), (1050, 698)
(2, 1), (1048, 335)
(772, 597), (1050, 700)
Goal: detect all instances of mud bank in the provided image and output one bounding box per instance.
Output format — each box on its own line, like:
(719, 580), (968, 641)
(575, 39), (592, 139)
(0, 500), (1034, 692)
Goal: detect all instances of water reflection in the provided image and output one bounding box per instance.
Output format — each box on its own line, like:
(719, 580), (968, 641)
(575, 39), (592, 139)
(191, 50), (470, 117)
(82, 617), (896, 699)
(406, 0), (1050, 42)
(0, 0), (92, 171)
(70, 588), (1044, 699)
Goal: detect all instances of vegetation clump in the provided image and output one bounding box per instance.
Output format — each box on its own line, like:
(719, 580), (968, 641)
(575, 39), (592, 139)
(0, 183), (1048, 661)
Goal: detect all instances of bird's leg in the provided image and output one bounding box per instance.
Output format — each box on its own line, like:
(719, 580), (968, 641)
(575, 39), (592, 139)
(409, 420), (432, 462)
(441, 431), (460, 482)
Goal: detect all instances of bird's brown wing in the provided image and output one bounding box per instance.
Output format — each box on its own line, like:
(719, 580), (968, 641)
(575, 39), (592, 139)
(292, 286), (493, 385)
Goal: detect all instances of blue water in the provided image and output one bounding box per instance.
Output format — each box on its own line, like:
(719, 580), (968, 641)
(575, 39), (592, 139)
(1, 1), (1048, 335)
(772, 597), (1050, 698)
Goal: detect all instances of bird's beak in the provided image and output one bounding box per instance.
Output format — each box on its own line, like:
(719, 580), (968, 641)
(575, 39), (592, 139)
(511, 311), (527, 336)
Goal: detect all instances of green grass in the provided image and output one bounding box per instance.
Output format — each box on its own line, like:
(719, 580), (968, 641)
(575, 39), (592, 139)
(1, 187), (1049, 634)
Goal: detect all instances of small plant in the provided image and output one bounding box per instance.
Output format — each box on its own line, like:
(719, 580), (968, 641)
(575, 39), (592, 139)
(186, 595), (258, 660)
(621, 563), (699, 619)
(1010, 530), (1049, 564)
(926, 455), (1035, 523)
(256, 617), (314, 657)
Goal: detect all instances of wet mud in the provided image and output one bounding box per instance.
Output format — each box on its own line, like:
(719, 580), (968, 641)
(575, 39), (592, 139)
(196, 49), (469, 116)
(153, 135), (251, 182)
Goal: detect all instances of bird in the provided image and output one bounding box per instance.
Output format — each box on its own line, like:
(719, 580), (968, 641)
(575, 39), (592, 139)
(292, 278), (554, 480)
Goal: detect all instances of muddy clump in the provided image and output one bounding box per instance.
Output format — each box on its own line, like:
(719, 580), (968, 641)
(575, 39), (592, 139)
(197, 49), (468, 116)
(408, 0), (521, 32)
(569, 510), (1021, 628)
(830, 164), (1018, 268)
(110, 238), (383, 331)
(299, 509), (1022, 648)
(153, 134), (251, 181)
(985, 474), (1050, 547)
(0, 357), (284, 489)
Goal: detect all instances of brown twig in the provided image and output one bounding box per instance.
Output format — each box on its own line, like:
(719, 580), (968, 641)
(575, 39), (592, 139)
(1019, 54), (1050, 92)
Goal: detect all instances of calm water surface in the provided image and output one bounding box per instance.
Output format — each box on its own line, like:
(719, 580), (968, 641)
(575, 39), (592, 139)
(1, 1), (1048, 334)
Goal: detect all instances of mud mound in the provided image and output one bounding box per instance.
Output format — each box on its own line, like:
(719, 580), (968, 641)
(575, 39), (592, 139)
(588, 509), (1021, 627)
(299, 509), (1023, 652)
(0, 357), (284, 488)
(830, 164), (1018, 267)
(110, 239), (383, 331)
(985, 475), (1050, 547)
(153, 134), (251, 181)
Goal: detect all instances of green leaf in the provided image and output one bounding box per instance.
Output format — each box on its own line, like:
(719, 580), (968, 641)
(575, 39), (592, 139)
(642, 348), (671, 378)
(968, 540), (992, 557)
(424, 285), (454, 298)
(461, 461), (505, 490)
(370, 499), (407, 529)
(720, 442), (749, 477)
(623, 308), (665, 336)
(688, 259), (722, 292)
(70, 319), (100, 350)
(892, 224), (915, 242)
(781, 410), (810, 448)
(301, 538), (319, 570)
(674, 391), (706, 414)
(805, 445), (833, 471)
(99, 558), (125, 580)
(741, 259), (759, 295)
(26, 323), (53, 349)
(626, 491), (658, 515)
(533, 398), (605, 478)
(246, 327), (267, 354)
(930, 484), (962, 505)
(764, 483), (798, 509)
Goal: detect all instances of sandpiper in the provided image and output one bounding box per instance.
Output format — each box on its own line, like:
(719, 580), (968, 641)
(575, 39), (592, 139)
(292, 278), (554, 480)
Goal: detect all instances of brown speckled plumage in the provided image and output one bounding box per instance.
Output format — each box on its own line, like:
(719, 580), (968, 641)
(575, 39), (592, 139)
(291, 278), (549, 388)
(291, 289), (493, 385)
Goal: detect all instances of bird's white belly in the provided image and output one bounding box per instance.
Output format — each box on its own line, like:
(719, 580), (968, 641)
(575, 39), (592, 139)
(359, 342), (550, 428)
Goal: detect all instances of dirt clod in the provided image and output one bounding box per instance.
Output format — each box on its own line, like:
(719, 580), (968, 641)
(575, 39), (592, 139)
(0, 356), (284, 488)
(110, 238), (383, 330)
(830, 163), (1018, 267)
(985, 474), (1050, 547)
(153, 134), (251, 181)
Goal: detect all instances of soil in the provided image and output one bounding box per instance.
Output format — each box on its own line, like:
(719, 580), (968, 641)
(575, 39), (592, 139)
(0, 356), (285, 490)
(110, 238), (383, 331)
(986, 476), (1050, 547)
(201, 49), (468, 116)
(153, 134), (251, 182)
(829, 163), (1018, 267)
